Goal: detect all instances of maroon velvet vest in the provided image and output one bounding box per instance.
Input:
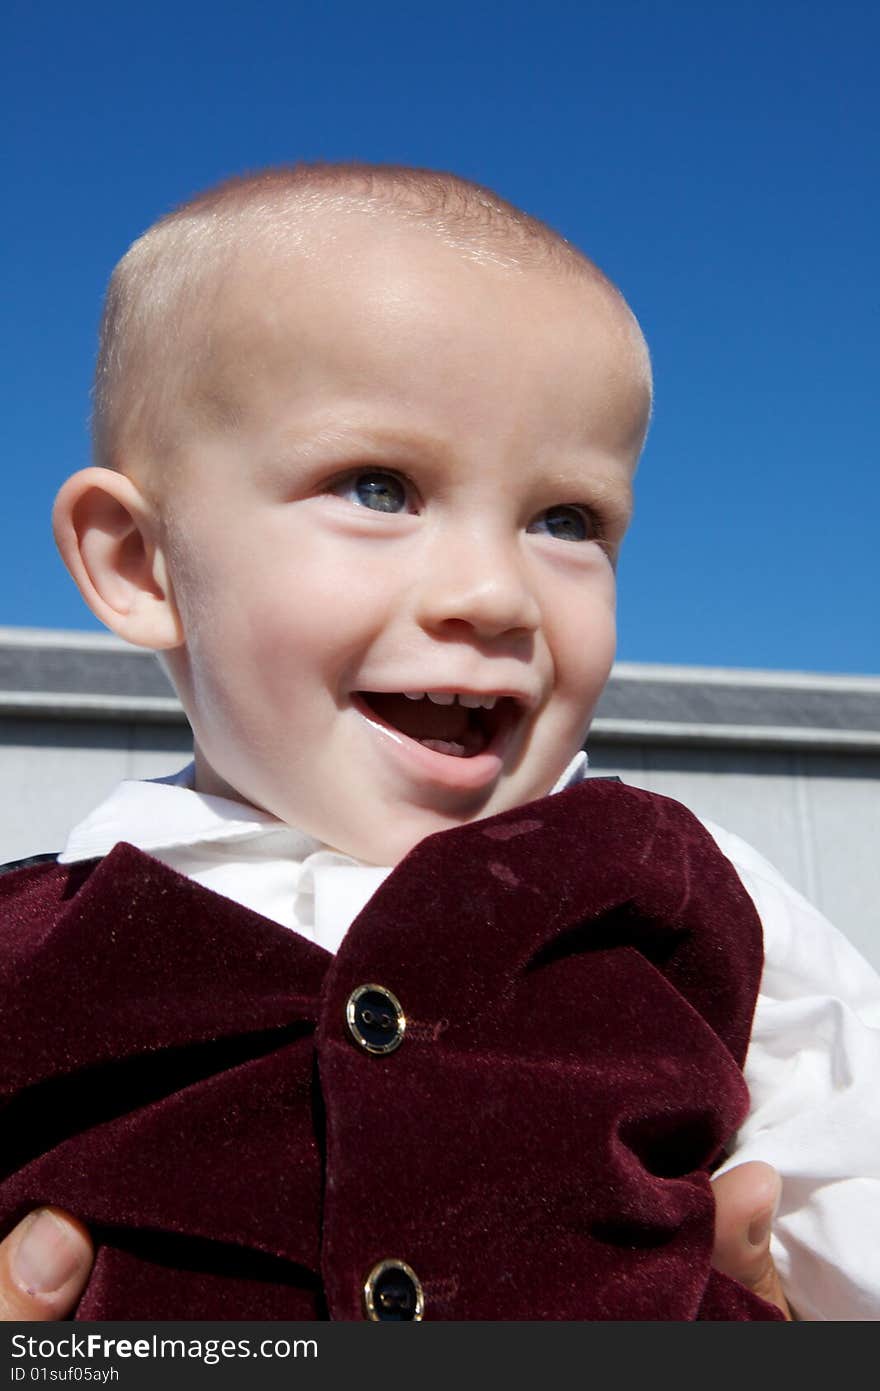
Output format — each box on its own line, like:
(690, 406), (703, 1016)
(0, 779), (782, 1319)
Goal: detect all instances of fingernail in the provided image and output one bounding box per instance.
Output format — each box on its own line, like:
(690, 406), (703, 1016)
(11, 1210), (87, 1294)
(748, 1178), (782, 1248)
(747, 1211), (773, 1247)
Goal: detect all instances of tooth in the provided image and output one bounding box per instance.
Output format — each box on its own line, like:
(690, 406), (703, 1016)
(404, 691), (426, 700)
(427, 692), (455, 705)
(480, 696), (498, 710)
(458, 694), (482, 708)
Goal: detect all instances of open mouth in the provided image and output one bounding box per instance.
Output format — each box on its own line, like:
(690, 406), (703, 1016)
(355, 691), (519, 759)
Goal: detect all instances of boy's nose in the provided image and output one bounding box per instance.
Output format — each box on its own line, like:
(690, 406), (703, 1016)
(413, 534), (542, 642)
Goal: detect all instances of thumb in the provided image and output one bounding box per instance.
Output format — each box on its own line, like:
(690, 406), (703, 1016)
(0, 1208), (93, 1320)
(711, 1161), (792, 1319)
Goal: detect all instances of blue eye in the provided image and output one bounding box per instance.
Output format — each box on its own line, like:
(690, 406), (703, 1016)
(529, 505), (592, 542)
(337, 471), (408, 513)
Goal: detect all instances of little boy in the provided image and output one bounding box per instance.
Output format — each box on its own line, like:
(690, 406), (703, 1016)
(1, 164), (879, 1320)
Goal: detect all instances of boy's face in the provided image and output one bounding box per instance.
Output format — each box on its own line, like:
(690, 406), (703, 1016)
(161, 212), (645, 863)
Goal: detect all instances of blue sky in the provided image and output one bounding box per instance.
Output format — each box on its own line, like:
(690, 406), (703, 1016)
(4, 0), (877, 674)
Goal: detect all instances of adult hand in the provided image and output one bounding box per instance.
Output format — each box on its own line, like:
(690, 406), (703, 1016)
(711, 1161), (793, 1319)
(0, 1209), (92, 1320)
(0, 1170), (792, 1320)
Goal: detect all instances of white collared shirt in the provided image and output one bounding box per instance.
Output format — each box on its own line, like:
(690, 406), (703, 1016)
(60, 760), (392, 954)
(58, 754), (880, 1320)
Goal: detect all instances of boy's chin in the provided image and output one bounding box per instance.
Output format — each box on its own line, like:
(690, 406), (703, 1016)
(194, 748), (567, 866)
(322, 783), (563, 867)
(327, 813), (473, 868)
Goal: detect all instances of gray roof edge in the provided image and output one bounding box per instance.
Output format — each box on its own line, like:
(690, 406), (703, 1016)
(2, 626), (878, 686)
(0, 626), (132, 652)
(1, 628), (879, 744)
(0, 691), (187, 723)
(590, 717), (880, 753)
(2, 693), (878, 752)
(610, 660), (880, 693)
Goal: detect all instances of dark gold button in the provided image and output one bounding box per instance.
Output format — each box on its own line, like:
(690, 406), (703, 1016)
(363, 1259), (424, 1321)
(346, 983), (405, 1055)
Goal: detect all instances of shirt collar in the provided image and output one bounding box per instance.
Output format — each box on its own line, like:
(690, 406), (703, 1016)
(57, 762), (317, 864)
(58, 749), (590, 866)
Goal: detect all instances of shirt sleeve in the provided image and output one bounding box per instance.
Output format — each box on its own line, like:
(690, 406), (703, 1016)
(703, 818), (880, 1320)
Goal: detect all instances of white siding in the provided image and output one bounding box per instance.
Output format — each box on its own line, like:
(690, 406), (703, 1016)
(581, 745), (879, 971)
(1, 631), (878, 972)
(0, 720), (193, 861)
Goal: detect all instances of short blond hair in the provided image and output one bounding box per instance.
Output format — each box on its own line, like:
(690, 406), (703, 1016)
(92, 162), (651, 476)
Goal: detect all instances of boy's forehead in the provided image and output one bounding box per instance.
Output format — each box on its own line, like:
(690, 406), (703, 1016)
(187, 209), (649, 458)
(219, 208), (632, 348)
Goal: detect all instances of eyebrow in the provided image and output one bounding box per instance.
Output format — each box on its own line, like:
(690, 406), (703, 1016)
(526, 462), (634, 525)
(270, 420), (634, 520)
(273, 422), (451, 464)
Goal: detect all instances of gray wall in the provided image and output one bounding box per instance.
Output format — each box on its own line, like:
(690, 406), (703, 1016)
(588, 743), (878, 966)
(2, 629), (878, 969)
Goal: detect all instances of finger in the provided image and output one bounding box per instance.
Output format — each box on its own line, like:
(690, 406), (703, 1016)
(0, 1208), (93, 1321)
(711, 1161), (792, 1319)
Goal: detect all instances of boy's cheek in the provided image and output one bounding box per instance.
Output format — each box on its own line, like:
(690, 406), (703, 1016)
(558, 616), (617, 706)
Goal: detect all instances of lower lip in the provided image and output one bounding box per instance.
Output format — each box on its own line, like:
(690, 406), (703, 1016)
(351, 694), (518, 793)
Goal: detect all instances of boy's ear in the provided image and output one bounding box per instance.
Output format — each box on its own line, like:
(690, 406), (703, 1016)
(52, 467), (184, 650)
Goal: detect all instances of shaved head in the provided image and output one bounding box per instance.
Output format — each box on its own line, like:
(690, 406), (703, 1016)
(92, 162), (652, 493)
